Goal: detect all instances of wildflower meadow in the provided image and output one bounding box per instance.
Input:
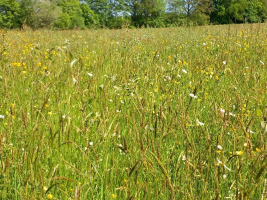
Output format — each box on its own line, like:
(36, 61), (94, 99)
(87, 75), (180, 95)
(0, 24), (267, 199)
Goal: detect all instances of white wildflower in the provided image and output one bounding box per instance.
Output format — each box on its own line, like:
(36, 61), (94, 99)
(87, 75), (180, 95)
(0, 115), (4, 119)
(196, 119), (204, 126)
(217, 145), (223, 150)
(224, 165), (231, 171)
(220, 108), (225, 114)
(217, 159), (222, 164)
(248, 130), (254, 134)
(182, 69), (187, 74)
(73, 77), (78, 84)
(89, 142), (93, 146)
(229, 112), (235, 117)
(165, 76), (171, 80)
(88, 73), (93, 77)
(223, 61), (226, 65)
(189, 93), (197, 98)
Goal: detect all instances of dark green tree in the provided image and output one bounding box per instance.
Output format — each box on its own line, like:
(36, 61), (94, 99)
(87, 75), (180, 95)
(245, 0), (267, 22)
(56, 0), (85, 28)
(212, 0), (251, 24)
(168, 0), (213, 25)
(84, 0), (110, 27)
(130, 0), (166, 27)
(228, 0), (247, 22)
(19, 0), (38, 27)
(80, 3), (99, 27)
(0, 0), (21, 28)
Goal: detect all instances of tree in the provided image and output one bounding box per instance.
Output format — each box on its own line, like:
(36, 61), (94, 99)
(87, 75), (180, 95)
(211, 0), (251, 24)
(245, 0), (267, 22)
(0, 0), (21, 28)
(57, 0), (85, 28)
(84, 0), (110, 27)
(55, 12), (72, 28)
(168, 0), (213, 16)
(228, 0), (247, 22)
(33, 0), (62, 28)
(130, 0), (166, 27)
(168, 0), (213, 25)
(80, 3), (99, 27)
(19, 0), (38, 27)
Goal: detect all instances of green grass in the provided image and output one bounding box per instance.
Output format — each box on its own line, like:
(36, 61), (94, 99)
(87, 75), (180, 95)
(0, 24), (267, 199)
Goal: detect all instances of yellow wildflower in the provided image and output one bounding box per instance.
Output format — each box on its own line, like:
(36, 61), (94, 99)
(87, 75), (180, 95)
(236, 151), (243, 156)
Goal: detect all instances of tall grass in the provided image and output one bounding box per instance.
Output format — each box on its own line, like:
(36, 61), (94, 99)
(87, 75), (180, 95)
(0, 24), (267, 199)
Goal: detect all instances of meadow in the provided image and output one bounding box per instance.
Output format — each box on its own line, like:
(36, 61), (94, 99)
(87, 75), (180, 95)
(0, 24), (267, 199)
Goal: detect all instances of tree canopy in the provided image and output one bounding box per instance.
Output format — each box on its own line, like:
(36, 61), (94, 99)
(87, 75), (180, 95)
(0, 0), (267, 29)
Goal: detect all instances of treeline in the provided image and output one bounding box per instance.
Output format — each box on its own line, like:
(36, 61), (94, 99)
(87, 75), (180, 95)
(1, 0), (267, 29)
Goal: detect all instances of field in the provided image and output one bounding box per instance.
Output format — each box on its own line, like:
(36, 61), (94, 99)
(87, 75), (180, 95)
(0, 24), (267, 199)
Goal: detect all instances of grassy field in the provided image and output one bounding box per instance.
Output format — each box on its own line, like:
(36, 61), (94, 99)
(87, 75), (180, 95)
(0, 24), (267, 199)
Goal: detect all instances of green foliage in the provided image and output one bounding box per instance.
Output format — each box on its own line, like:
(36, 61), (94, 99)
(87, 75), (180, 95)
(0, 0), (21, 28)
(211, 0), (267, 24)
(107, 16), (132, 29)
(33, 0), (62, 28)
(191, 11), (210, 25)
(168, 0), (213, 25)
(80, 3), (99, 28)
(164, 13), (190, 26)
(55, 12), (72, 29)
(130, 0), (166, 27)
(57, 0), (85, 29)
(245, 0), (267, 22)
(1, 0), (267, 29)
(228, 0), (248, 22)
(19, 0), (38, 27)
(85, 0), (110, 27)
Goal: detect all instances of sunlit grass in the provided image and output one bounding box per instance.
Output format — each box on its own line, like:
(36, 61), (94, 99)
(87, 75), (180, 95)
(0, 24), (267, 199)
